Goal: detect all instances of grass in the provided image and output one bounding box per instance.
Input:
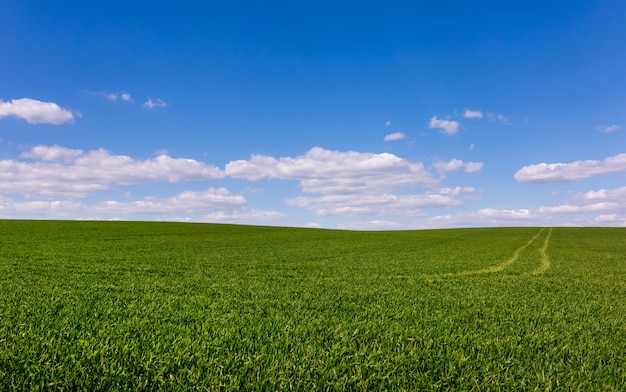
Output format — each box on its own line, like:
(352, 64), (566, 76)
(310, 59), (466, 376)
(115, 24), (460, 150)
(0, 220), (625, 390)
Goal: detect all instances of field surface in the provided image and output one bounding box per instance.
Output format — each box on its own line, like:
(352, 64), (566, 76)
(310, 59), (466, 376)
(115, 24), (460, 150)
(0, 221), (625, 390)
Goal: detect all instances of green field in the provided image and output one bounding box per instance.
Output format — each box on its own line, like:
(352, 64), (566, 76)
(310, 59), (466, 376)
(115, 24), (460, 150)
(0, 221), (625, 390)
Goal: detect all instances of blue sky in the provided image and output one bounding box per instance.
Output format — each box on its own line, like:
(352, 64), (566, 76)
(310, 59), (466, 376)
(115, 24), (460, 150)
(1, 1), (625, 229)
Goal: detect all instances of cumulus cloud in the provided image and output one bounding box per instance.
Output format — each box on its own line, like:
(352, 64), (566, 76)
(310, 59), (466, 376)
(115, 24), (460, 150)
(433, 159), (463, 172)
(1, 145), (223, 197)
(338, 220), (406, 230)
(0, 196), (84, 218)
(0, 189), (284, 223)
(476, 208), (533, 220)
(225, 147), (482, 218)
(514, 152), (626, 183)
(595, 214), (626, 225)
(596, 124), (621, 133)
(20, 145), (84, 163)
(463, 109), (483, 119)
(428, 116), (461, 135)
(143, 98), (168, 108)
(424, 208), (537, 228)
(464, 162), (484, 172)
(580, 186), (626, 201)
(423, 184), (626, 228)
(286, 193), (461, 217)
(0, 98), (75, 124)
(91, 188), (246, 215)
(384, 132), (406, 141)
(528, 184), (626, 226)
(538, 202), (621, 214)
(435, 187), (477, 196)
(226, 147), (441, 194)
(201, 209), (286, 224)
(433, 159), (484, 173)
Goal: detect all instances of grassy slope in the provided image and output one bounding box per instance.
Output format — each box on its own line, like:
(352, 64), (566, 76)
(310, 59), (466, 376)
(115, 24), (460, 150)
(0, 221), (624, 390)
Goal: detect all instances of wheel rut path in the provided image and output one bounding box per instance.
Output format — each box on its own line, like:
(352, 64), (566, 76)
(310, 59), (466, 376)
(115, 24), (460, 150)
(530, 227), (552, 275)
(425, 227), (552, 279)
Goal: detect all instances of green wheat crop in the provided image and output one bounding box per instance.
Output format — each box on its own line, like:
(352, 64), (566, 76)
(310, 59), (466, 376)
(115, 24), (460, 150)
(0, 221), (624, 390)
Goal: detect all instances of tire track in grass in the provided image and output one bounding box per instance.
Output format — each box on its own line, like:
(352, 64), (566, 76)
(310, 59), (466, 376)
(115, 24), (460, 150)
(425, 228), (546, 280)
(529, 227), (552, 275)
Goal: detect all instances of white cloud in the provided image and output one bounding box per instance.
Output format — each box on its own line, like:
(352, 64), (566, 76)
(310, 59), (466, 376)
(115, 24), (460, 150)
(464, 162), (484, 173)
(338, 220), (406, 230)
(596, 124), (621, 133)
(286, 193), (461, 217)
(1, 145), (223, 197)
(595, 214), (626, 225)
(384, 132), (406, 141)
(315, 172), (622, 228)
(428, 116), (461, 135)
(487, 113), (509, 124)
(102, 92), (118, 101)
(596, 214), (616, 222)
(514, 152), (626, 183)
(226, 147), (441, 194)
(385, 120), (391, 126)
(529, 184), (626, 226)
(143, 98), (168, 109)
(424, 208), (538, 228)
(423, 183), (626, 228)
(201, 209), (286, 224)
(91, 188), (246, 215)
(0, 98), (75, 124)
(434, 159), (464, 172)
(476, 208), (533, 220)
(580, 186), (626, 201)
(463, 109), (483, 119)
(0, 196), (84, 217)
(20, 145), (84, 163)
(0, 188), (285, 224)
(225, 148), (483, 218)
(92, 91), (132, 102)
(538, 202), (619, 214)
(433, 159), (484, 173)
(435, 187), (477, 196)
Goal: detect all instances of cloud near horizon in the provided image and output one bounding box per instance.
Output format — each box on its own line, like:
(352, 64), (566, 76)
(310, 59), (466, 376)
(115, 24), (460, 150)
(514, 152), (626, 183)
(286, 193), (462, 217)
(225, 147), (442, 193)
(419, 182), (626, 229)
(580, 186), (626, 201)
(0, 188), (285, 222)
(0, 98), (75, 124)
(3, 142), (624, 228)
(2, 145), (223, 197)
(226, 147), (482, 218)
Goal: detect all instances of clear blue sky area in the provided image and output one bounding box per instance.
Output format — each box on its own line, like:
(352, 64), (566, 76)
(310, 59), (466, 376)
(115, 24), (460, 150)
(1, 1), (625, 229)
